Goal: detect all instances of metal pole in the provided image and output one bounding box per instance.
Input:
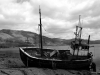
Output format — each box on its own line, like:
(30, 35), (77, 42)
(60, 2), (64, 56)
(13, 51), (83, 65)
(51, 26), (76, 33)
(77, 15), (81, 57)
(39, 6), (43, 56)
(79, 15), (81, 27)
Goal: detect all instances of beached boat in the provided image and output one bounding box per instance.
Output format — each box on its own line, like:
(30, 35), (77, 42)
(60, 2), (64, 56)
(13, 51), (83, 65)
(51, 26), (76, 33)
(19, 7), (96, 71)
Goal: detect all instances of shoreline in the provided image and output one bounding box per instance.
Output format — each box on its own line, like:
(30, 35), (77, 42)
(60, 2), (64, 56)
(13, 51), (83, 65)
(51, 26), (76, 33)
(0, 47), (99, 75)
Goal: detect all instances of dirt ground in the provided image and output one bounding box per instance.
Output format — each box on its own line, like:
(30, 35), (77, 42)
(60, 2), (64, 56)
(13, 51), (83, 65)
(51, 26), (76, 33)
(0, 47), (99, 75)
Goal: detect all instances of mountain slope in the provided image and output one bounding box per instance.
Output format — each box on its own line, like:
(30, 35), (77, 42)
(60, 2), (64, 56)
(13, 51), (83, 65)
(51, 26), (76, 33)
(0, 29), (99, 48)
(0, 29), (65, 47)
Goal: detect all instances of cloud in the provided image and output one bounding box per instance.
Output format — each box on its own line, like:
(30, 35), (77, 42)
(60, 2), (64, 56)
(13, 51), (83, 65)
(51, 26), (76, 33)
(0, 0), (37, 30)
(0, 0), (99, 40)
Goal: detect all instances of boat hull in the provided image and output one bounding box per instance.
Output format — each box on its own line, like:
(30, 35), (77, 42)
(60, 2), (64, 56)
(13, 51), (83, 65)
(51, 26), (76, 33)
(19, 47), (92, 70)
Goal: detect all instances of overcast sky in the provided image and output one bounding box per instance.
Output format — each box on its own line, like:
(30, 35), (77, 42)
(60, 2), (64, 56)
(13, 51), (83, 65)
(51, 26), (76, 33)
(0, 0), (100, 40)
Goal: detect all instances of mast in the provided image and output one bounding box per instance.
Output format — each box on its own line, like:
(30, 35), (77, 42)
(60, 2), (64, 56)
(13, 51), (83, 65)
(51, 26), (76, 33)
(39, 6), (43, 56)
(76, 15), (82, 56)
(87, 35), (90, 53)
(75, 15), (82, 43)
(78, 15), (81, 39)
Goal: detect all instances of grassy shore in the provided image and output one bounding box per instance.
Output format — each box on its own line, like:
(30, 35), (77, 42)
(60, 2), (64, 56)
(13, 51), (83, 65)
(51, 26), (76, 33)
(0, 47), (99, 75)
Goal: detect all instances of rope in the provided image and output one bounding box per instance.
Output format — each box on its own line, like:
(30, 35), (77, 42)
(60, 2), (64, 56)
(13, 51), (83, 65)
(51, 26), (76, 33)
(42, 26), (47, 32)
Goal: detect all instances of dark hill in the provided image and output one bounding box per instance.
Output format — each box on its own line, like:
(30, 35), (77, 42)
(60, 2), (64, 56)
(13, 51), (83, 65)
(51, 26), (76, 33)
(0, 29), (99, 48)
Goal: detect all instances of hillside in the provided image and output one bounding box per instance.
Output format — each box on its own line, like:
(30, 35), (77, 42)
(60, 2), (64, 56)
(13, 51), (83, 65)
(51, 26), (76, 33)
(0, 29), (99, 48)
(0, 29), (64, 47)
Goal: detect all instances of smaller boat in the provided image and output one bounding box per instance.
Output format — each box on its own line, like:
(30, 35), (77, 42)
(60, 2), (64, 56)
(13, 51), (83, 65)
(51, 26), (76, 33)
(19, 8), (96, 71)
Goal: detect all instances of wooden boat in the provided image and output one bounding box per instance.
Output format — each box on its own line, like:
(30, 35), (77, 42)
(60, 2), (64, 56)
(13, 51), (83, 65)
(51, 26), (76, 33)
(19, 8), (96, 71)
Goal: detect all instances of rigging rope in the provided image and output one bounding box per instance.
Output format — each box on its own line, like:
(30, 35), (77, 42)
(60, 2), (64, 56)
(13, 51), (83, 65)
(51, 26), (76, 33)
(42, 26), (47, 32)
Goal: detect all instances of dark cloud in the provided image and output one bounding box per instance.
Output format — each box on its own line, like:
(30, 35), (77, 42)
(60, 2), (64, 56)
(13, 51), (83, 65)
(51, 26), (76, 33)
(46, 24), (71, 35)
(83, 17), (100, 29)
(16, 0), (30, 3)
(69, 0), (100, 22)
